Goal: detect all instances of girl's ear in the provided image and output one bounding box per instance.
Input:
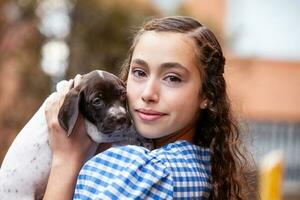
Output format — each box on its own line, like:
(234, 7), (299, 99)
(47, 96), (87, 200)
(199, 99), (208, 109)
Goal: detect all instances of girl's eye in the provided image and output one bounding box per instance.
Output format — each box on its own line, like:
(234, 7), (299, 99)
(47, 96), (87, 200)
(164, 75), (182, 84)
(132, 68), (147, 78)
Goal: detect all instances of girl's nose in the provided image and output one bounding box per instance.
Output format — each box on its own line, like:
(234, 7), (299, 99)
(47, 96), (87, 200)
(141, 78), (159, 103)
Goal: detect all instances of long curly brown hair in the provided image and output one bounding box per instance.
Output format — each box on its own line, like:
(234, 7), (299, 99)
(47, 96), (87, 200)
(120, 16), (250, 199)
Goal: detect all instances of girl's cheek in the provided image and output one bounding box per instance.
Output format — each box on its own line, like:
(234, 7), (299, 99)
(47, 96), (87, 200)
(126, 81), (138, 101)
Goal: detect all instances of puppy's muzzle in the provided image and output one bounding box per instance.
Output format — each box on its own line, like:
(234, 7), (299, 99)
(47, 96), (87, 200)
(101, 108), (131, 134)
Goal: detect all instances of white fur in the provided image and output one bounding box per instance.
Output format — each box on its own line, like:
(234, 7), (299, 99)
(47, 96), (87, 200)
(107, 105), (126, 116)
(85, 120), (131, 143)
(96, 70), (119, 80)
(0, 102), (52, 200)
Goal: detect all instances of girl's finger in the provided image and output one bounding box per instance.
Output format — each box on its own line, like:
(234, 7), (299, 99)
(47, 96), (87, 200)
(62, 79), (74, 94)
(74, 74), (83, 88)
(56, 80), (69, 93)
(45, 92), (59, 105)
(45, 92), (60, 124)
(56, 79), (74, 95)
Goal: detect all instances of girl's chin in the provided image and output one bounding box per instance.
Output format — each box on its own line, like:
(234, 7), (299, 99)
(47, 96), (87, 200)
(136, 128), (170, 139)
(138, 132), (161, 139)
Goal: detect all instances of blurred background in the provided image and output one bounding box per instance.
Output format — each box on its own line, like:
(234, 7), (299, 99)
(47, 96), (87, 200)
(0, 0), (299, 199)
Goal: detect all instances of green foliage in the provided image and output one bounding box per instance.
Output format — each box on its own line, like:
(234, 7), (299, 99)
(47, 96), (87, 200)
(67, 0), (159, 77)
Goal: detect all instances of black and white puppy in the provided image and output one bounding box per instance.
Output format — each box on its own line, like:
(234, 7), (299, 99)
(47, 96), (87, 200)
(0, 70), (151, 200)
(59, 70), (130, 140)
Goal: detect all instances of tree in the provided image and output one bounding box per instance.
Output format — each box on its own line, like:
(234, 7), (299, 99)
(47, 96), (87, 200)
(0, 0), (51, 164)
(67, 0), (159, 77)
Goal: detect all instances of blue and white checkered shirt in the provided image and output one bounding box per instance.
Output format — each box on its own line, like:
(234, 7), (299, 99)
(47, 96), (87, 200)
(73, 140), (211, 199)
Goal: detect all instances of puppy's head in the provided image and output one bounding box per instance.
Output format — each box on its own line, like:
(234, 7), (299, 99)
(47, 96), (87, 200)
(58, 70), (131, 136)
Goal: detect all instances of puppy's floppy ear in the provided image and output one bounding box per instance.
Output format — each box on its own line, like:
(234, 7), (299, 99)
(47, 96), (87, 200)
(58, 88), (83, 136)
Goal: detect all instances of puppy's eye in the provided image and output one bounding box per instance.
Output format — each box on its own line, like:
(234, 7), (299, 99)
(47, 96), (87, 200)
(120, 90), (126, 101)
(92, 97), (103, 106)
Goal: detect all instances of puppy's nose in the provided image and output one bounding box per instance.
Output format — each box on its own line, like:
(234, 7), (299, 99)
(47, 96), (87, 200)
(115, 115), (126, 124)
(108, 115), (126, 124)
(106, 105), (129, 126)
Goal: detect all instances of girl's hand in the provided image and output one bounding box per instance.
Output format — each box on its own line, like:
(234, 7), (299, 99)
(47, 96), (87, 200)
(43, 75), (96, 200)
(45, 75), (95, 166)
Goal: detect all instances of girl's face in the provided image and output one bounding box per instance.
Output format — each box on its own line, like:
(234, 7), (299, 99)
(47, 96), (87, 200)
(127, 31), (205, 141)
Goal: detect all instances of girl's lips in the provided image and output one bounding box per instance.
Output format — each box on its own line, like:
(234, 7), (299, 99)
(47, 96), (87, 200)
(135, 109), (167, 121)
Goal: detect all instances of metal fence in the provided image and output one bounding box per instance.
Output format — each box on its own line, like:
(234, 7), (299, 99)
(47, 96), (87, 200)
(242, 121), (300, 182)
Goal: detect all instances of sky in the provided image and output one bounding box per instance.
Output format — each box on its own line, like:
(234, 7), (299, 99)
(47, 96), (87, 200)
(225, 0), (300, 61)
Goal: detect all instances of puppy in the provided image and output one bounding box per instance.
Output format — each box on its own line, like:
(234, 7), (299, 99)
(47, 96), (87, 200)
(0, 70), (151, 200)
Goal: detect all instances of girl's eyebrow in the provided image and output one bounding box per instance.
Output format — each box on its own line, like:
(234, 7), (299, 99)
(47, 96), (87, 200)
(132, 58), (148, 68)
(160, 62), (189, 73)
(132, 58), (189, 73)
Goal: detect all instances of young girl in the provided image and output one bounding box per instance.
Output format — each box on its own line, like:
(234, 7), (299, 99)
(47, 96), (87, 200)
(43, 16), (249, 199)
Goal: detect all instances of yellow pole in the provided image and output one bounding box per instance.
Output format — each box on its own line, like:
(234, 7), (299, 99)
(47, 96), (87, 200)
(259, 150), (284, 200)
